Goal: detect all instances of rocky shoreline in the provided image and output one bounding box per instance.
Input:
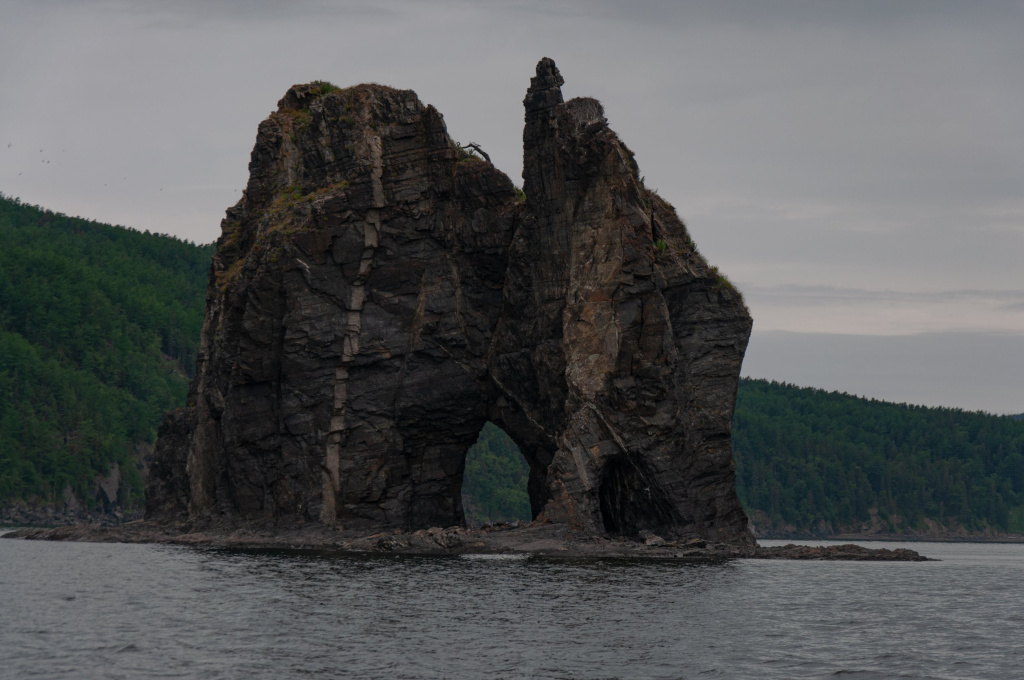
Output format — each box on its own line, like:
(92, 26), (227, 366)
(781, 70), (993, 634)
(0, 503), (140, 529)
(757, 531), (1024, 544)
(1, 520), (931, 561)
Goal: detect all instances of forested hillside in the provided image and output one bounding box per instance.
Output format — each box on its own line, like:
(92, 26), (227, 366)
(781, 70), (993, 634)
(461, 422), (531, 525)
(0, 194), (213, 516)
(734, 379), (1024, 536)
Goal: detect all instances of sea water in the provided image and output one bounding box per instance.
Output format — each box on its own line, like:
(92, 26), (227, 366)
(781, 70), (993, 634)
(1, 530), (1021, 679)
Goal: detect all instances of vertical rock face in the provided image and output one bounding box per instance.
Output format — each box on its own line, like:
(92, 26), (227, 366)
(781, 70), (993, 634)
(146, 82), (518, 529)
(489, 59), (753, 543)
(147, 60), (753, 545)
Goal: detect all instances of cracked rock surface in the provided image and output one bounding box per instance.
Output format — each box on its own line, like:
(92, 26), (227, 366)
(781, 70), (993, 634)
(146, 59), (753, 546)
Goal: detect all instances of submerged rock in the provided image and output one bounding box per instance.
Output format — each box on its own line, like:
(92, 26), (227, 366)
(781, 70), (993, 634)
(754, 543), (931, 561)
(145, 59), (753, 546)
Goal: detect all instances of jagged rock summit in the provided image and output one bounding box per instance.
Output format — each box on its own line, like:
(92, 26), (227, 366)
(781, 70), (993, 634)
(146, 58), (754, 546)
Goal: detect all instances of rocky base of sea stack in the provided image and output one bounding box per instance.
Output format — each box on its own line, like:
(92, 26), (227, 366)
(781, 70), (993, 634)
(2, 522), (930, 561)
(1, 502), (140, 528)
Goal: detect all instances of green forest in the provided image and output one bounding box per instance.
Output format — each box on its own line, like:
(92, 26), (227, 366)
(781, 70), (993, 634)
(462, 422), (531, 525)
(733, 379), (1024, 535)
(3, 192), (1024, 537)
(0, 194), (212, 509)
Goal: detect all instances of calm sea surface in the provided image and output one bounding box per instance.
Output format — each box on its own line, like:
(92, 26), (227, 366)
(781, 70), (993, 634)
(1, 530), (1022, 679)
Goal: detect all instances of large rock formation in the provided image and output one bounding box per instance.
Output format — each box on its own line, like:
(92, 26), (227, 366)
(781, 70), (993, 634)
(147, 81), (517, 530)
(146, 59), (753, 545)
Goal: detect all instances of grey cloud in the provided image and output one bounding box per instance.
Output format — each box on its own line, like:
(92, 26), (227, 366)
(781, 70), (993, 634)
(743, 330), (1024, 415)
(743, 284), (1024, 308)
(1, 0), (1022, 411)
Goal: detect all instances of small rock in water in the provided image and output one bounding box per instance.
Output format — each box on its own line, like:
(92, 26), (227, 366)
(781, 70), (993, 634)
(639, 530), (666, 547)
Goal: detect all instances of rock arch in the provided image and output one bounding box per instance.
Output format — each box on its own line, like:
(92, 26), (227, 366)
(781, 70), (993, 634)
(146, 59), (753, 546)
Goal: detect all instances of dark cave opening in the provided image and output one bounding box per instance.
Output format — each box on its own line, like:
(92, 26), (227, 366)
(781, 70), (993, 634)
(598, 455), (677, 537)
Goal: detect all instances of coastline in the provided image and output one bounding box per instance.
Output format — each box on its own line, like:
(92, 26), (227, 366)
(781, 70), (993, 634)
(757, 532), (1024, 544)
(1, 520), (932, 561)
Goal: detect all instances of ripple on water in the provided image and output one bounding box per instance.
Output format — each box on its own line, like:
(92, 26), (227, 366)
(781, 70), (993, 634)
(0, 538), (1022, 678)
(460, 553), (530, 561)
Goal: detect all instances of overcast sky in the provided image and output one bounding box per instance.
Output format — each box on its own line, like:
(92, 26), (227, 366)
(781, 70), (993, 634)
(1, 0), (1021, 413)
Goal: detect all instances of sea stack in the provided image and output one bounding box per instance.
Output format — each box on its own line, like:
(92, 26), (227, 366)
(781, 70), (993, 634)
(146, 59), (754, 545)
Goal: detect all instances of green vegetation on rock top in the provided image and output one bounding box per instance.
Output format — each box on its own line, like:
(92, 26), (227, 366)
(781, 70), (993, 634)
(0, 194), (213, 509)
(310, 80), (340, 96)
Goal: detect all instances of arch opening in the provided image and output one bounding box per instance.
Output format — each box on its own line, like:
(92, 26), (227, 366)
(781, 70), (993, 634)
(460, 422), (533, 527)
